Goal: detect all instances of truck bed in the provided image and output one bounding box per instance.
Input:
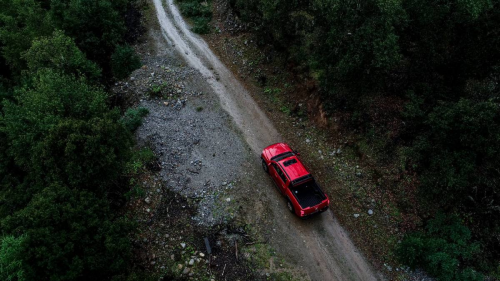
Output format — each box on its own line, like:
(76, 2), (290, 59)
(290, 180), (326, 208)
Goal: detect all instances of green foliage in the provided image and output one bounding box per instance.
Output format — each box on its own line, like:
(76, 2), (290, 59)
(111, 45), (141, 79)
(2, 70), (132, 194)
(120, 107), (150, 132)
(0, 1), (139, 280)
(192, 17), (211, 34)
(398, 213), (484, 281)
(0, 0), (53, 74)
(233, 0), (500, 278)
(49, 0), (129, 65)
(177, 0), (212, 34)
(411, 99), (500, 206)
(0, 235), (27, 281)
(1, 184), (135, 281)
(23, 30), (101, 81)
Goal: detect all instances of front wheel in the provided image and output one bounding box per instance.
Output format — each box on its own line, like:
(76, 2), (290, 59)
(262, 159), (269, 173)
(287, 200), (295, 214)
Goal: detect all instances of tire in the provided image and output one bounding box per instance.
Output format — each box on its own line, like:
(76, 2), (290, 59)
(262, 159), (269, 173)
(287, 200), (295, 214)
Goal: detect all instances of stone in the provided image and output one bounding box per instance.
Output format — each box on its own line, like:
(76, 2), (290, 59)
(368, 209), (374, 215)
(145, 197), (151, 204)
(199, 252), (205, 257)
(354, 214), (360, 218)
(189, 259), (194, 266)
(182, 267), (190, 275)
(180, 243), (186, 248)
(178, 264), (183, 270)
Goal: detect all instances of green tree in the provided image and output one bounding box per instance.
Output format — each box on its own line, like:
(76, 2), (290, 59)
(23, 30), (101, 81)
(111, 45), (141, 79)
(1, 70), (132, 195)
(49, 0), (129, 66)
(1, 184), (134, 281)
(0, 0), (53, 74)
(398, 213), (483, 281)
(0, 235), (26, 281)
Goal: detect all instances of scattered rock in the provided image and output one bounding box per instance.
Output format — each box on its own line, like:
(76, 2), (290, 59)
(189, 259), (194, 266)
(354, 214), (360, 218)
(368, 209), (374, 215)
(180, 243), (186, 248)
(182, 267), (190, 274)
(144, 197), (151, 204)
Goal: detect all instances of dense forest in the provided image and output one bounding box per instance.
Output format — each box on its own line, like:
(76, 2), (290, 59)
(0, 0), (145, 280)
(230, 0), (500, 280)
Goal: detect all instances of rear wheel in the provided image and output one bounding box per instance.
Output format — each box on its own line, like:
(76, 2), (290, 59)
(262, 159), (269, 173)
(287, 200), (295, 214)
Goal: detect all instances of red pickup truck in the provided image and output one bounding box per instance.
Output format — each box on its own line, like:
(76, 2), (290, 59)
(261, 143), (330, 217)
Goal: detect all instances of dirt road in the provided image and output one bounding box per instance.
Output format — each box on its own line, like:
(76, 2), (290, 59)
(151, 0), (385, 280)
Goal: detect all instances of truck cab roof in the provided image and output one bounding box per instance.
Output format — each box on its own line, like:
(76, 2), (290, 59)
(277, 156), (310, 183)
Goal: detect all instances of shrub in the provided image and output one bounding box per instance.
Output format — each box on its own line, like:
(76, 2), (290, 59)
(111, 45), (141, 79)
(177, 0), (212, 34)
(120, 107), (150, 132)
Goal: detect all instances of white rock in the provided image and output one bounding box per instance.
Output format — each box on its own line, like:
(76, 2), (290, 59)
(354, 214), (360, 218)
(368, 209), (374, 215)
(180, 243), (186, 248)
(189, 259), (194, 266)
(226, 198), (231, 202)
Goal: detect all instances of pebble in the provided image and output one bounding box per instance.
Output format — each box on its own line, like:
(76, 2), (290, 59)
(180, 243), (186, 248)
(354, 214), (360, 218)
(368, 209), (374, 215)
(189, 259), (194, 266)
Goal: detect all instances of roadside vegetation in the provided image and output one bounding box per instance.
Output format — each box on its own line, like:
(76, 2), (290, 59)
(0, 0), (146, 280)
(229, 0), (500, 279)
(177, 0), (213, 34)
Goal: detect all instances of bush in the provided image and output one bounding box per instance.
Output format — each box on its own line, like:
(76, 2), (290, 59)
(192, 17), (211, 34)
(111, 45), (141, 79)
(120, 107), (150, 132)
(177, 0), (212, 34)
